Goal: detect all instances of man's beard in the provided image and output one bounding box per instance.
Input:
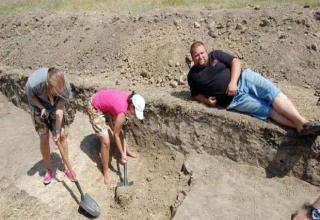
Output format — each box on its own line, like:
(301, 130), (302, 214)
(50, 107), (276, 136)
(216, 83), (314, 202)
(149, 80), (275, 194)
(199, 59), (208, 66)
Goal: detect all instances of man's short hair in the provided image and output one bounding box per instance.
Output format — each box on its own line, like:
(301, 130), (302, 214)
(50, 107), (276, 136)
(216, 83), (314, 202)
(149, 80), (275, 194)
(190, 41), (205, 55)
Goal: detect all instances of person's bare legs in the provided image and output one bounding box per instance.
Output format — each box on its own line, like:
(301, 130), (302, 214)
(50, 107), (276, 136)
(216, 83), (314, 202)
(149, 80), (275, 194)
(126, 147), (137, 158)
(120, 131), (137, 160)
(55, 128), (76, 180)
(269, 109), (296, 128)
(99, 133), (111, 185)
(58, 128), (69, 171)
(272, 93), (308, 132)
(125, 142), (137, 159)
(40, 134), (52, 170)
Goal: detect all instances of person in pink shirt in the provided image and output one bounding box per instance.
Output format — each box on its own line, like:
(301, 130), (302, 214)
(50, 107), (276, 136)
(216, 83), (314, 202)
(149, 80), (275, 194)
(86, 89), (145, 185)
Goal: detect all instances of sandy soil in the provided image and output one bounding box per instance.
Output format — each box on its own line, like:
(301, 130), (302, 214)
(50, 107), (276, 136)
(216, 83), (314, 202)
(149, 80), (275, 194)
(0, 92), (319, 219)
(0, 93), (185, 219)
(0, 4), (320, 220)
(174, 153), (318, 220)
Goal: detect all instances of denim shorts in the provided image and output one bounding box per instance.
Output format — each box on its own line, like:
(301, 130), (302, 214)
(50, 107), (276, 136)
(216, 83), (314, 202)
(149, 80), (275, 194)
(227, 69), (280, 120)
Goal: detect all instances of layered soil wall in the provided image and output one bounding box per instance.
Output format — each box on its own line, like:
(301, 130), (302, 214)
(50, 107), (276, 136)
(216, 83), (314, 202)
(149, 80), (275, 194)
(1, 72), (320, 188)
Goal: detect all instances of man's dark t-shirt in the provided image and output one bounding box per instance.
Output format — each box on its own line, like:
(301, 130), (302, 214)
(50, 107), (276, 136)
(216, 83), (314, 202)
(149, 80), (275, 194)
(187, 50), (235, 107)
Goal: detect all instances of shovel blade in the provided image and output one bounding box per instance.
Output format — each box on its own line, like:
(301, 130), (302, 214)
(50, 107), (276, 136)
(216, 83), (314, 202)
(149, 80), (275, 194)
(79, 193), (101, 218)
(117, 181), (134, 187)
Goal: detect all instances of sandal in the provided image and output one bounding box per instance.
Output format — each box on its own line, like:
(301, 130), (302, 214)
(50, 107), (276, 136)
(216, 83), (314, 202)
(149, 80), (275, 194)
(299, 121), (320, 136)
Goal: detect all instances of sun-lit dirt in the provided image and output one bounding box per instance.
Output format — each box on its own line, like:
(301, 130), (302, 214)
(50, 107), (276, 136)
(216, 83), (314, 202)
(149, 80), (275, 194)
(1, 4), (320, 220)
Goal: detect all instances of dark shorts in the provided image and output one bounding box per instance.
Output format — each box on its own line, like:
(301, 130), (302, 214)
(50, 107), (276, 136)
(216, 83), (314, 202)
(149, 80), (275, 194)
(31, 110), (68, 136)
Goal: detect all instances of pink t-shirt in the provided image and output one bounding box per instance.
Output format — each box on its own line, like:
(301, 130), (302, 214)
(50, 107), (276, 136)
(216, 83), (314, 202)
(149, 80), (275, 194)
(92, 89), (130, 117)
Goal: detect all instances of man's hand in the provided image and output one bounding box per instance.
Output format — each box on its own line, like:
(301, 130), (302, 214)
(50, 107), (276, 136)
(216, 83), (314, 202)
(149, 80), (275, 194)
(207, 97), (217, 107)
(194, 94), (217, 107)
(226, 82), (237, 96)
(40, 108), (49, 119)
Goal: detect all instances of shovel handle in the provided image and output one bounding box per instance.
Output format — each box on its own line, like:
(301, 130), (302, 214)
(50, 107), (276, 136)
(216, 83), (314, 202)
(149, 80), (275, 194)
(124, 163), (127, 185)
(75, 181), (85, 198)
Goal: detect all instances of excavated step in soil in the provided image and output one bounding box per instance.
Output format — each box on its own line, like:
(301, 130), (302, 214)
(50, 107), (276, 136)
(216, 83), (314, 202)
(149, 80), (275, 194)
(0, 69), (320, 219)
(0, 93), (186, 219)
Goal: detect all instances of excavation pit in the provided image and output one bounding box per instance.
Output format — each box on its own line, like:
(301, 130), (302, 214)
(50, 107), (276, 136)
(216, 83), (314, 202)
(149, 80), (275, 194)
(0, 71), (320, 219)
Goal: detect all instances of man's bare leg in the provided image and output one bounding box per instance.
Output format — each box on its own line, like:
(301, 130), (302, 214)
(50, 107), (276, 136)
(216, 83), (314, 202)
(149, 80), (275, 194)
(99, 134), (112, 185)
(272, 93), (308, 132)
(269, 109), (296, 128)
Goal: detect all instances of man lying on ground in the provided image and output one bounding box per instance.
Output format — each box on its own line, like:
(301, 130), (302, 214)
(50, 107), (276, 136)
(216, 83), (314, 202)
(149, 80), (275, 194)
(187, 41), (320, 135)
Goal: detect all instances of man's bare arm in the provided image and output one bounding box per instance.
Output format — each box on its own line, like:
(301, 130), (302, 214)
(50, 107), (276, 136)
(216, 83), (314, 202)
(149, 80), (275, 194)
(226, 58), (241, 96)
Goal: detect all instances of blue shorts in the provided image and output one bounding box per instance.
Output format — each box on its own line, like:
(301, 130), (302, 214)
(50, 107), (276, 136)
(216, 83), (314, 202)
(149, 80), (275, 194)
(227, 69), (280, 120)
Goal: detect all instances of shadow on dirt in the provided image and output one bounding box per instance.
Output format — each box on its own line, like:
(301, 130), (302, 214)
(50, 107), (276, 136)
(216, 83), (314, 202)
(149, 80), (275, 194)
(265, 136), (317, 178)
(170, 91), (192, 101)
(27, 152), (63, 177)
(170, 90), (229, 110)
(61, 180), (80, 204)
(80, 133), (121, 179)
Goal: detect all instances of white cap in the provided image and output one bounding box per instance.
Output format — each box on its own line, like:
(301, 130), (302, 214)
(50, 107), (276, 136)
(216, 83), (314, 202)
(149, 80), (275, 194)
(132, 94), (145, 120)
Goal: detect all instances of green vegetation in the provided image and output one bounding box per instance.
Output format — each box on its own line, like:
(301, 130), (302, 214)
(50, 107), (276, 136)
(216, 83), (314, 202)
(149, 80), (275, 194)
(0, 0), (319, 15)
(161, 0), (320, 8)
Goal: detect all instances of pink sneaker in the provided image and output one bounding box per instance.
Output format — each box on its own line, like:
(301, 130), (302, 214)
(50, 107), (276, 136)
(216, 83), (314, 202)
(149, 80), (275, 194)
(43, 169), (53, 185)
(64, 170), (76, 182)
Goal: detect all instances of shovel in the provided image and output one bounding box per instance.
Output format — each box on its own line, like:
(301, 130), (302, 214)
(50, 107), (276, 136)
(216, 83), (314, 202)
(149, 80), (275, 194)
(117, 162), (133, 187)
(43, 116), (101, 217)
(75, 181), (101, 218)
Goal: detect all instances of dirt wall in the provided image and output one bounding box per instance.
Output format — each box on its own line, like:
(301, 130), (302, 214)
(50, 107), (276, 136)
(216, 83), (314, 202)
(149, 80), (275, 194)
(1, 72), (320, 187)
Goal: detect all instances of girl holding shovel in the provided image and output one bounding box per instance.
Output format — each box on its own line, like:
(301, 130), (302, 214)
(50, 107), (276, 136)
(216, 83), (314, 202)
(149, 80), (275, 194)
(87, 89), (145, 185)
(25, 67), (76, 184)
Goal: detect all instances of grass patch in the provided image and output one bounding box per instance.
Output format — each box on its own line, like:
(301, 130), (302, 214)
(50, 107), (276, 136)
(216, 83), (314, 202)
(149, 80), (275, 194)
(161, 0), (320, 8)
(0, 0), (159, 15)
(0, 0), (319, 15)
